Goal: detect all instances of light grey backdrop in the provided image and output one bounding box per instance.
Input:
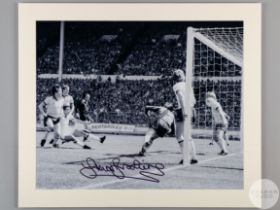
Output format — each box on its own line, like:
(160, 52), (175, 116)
(0, 0), (279, 209)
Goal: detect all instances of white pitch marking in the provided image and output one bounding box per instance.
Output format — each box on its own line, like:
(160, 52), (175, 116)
(81, 152), (241, 189)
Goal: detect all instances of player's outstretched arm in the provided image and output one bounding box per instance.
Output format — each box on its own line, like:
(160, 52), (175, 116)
(145, 105), (162, 112)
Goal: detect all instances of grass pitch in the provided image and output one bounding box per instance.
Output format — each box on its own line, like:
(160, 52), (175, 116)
(36, 132), (243, 189)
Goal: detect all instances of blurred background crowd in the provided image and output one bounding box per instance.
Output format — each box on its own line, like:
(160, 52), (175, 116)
(37, 22), (242, 130)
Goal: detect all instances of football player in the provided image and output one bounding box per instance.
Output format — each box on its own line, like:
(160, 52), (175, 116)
(75, 92), (93, 122)
(62, 84), (74, 114)
(205, 91), (229, 155)
(57, 104), (106, 149)
(75, 91), (106, 143)
(172, 69), (198, 164)
(209, 112), (230, 146)
(138, 102), (175, 156)
(38, 84), (64, 148)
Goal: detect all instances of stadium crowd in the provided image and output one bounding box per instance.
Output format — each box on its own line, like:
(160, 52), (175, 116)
(37, 22), (242, 130)
(121, 34), (186, 75)
(37, 23), (187, 76)
(37, 46), (60, 74)
(37, 36), (241, 77)
(62, 39), (123, 74)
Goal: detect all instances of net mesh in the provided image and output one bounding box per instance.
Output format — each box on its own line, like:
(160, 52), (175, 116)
(190, 27), (243, 138)
(196, 27), (243, 65)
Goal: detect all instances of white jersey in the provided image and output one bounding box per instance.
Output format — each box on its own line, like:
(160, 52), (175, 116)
(63, 95), (74, 107)
(206, 98), (226, 124)
(159, 107), (174, 125)
(173, 82), (196, 111)
(43, 96), (64, 118)
(57, 114), (75, 138)
(146, 106), (174, 126)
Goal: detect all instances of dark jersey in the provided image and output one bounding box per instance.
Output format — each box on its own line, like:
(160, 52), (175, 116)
(75, 99), (90, 121)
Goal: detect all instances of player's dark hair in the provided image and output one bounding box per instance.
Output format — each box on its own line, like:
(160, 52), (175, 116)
(172, 69), (185, 83)
(164, 102), (174, 111)
(62, 84), (69, 90)
(51, 84), (61, 96)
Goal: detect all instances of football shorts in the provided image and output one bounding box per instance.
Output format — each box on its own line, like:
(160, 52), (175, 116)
(174, 108), (184, 122)
(44, 115), (60, 127)
(155, 119), (173, 137)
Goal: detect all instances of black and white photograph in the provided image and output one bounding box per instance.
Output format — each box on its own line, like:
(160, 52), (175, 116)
(36, 21), (244, 189)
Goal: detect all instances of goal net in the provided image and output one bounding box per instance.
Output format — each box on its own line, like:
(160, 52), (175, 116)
(184, 27), (243, 161)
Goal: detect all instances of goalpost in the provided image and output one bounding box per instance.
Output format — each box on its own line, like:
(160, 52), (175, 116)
(58, 21), (65, 82)
(184, 27), (243, 165)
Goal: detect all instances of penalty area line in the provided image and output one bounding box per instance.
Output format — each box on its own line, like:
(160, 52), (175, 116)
(81, 152), (240, 189)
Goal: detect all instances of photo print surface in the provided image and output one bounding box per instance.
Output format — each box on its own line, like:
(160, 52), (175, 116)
(36, 21), (243, 189)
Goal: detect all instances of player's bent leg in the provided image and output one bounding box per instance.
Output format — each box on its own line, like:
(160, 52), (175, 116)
(81, 120), (91, 131)
(40, 131), (49, 147)
(70, 135), (91, 149)
(47, 118), (57, 144)
(214, 127), (228, 155)
(60, 135), (74, 144)
(175, 121), (184, 154)
(176, 121), (198, 164)
(74, 120), (105, 143)
(74, 129), (106, 143)
(219, 133), (228, 155)
(52, 132), (61, 148)
(157, 119), (172, 135)
(224, 129), (230, 146)
(188, 139), (198, 161)
(41, 118), (54, 147)
(72, 129), (91, 141)
(46, 118), (55, 129)
(72, 129), (84, 137)
(178, 139), (198, 165)
(52, 121), (61, 148)
(139, 128), (158, 156)
(41, 130), (53, 147)
(175, 122), (185, 164)
(86, 133), (105, 143)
